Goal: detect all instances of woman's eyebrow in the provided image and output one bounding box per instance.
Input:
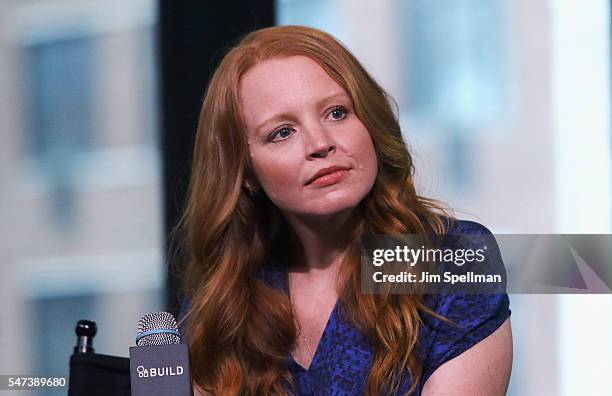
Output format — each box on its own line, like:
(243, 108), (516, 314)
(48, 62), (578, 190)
(254, 91), (350, 134)
(314, 91), (350, 108)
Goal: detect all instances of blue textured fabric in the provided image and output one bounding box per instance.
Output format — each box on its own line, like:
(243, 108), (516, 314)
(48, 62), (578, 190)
(256, 219), (511, 395)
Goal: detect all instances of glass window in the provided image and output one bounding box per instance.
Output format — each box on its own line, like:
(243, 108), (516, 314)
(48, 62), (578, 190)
(0, 0), (163, 384)
(276, 1), (612, 394)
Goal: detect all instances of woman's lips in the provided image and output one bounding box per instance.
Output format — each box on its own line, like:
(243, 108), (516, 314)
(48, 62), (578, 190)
(307, 169), (350, 187)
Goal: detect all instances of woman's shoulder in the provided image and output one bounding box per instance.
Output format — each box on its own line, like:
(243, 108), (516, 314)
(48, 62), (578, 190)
(443, 217), (494, 235)
(255, 261), (289, 292)
(439, 218), (500, 258)
(418, 218), (510, 391)
(418, 290), (510, 390)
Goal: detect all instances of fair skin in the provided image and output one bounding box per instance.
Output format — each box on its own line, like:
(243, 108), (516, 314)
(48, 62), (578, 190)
(195, 55), (512, 394)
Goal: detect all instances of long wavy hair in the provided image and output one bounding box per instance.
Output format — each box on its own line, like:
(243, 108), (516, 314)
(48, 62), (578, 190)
(178, 25), (454, 395)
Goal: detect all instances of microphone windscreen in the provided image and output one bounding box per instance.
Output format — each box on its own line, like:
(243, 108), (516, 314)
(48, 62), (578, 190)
(136, 312), (181, 347)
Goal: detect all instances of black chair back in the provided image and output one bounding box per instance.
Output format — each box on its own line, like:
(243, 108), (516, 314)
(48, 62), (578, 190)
(67, 320), (131, 396)
(68, 352), (130, 396)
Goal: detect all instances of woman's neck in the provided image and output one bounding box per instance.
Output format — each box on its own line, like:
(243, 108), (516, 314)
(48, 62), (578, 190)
(284, 206), (361, 273)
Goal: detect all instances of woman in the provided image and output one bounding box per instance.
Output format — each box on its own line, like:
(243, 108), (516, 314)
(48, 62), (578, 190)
(178, 25), (512, 395)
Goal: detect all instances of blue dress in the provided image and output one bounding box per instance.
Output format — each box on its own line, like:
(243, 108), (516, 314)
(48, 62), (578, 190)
(183, 220), (511, 395)
(257, 220), (510, 395)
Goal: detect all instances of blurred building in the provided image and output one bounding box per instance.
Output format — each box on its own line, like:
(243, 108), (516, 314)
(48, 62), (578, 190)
(0, 1), (163, 393)
(278, 0), (612, 395)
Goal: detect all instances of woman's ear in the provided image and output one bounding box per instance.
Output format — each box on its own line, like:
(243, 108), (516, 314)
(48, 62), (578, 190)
(242, 178), (261, 194)
(242, 165), (262, 194)
(244, 143), (262, 194)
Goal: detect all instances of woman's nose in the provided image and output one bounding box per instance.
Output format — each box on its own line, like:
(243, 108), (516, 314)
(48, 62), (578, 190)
(305, 125), (336, 159)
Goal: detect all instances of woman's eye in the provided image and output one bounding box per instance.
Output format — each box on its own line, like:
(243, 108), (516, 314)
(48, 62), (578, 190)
(328, 106), (347, 121)
(270, 127), (293, 141)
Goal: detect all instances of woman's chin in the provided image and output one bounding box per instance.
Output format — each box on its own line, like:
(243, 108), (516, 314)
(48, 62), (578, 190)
(294, 200), (361, 220)
(277, 189), (370, 220)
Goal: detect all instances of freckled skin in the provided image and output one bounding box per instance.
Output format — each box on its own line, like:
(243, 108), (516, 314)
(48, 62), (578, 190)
(238, 56), (378, 219)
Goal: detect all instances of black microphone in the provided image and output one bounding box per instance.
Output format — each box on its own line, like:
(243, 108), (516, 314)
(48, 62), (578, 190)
(129, 312), (193, 396)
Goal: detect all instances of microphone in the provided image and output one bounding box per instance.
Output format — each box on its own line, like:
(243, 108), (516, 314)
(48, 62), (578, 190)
(129, 312), (193, 396)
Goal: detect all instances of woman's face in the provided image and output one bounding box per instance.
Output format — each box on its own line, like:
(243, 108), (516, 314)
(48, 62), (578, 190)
(238, 55), (378, 219)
